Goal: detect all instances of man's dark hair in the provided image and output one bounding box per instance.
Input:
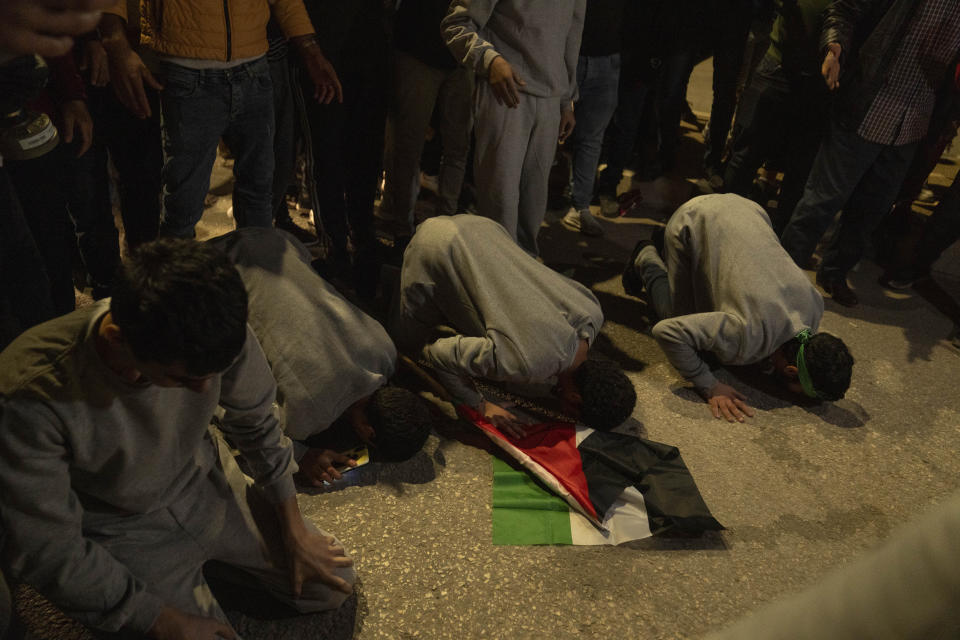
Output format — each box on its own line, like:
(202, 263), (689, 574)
(110, 238), (249, 375)
(783, 332), (854, 401)
(573, 359), (637, 431)
(366, 386), (433, 462)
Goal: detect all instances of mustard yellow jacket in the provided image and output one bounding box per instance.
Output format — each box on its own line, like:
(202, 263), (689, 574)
(108, 0), (315, 61)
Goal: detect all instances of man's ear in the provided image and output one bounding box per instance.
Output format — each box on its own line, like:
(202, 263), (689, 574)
(101, 317), (125, 345)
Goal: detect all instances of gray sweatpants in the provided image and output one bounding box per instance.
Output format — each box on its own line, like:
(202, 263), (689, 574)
(473, 81), (562, 255)
(382, 50), (474, 237)
(86, 434), (355, 638)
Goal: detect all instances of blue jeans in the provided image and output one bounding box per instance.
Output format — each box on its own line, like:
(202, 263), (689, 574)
(596, 79), (650, 196)
(780, 119), (918, 279)
(158, 57), (275, 238)
(568, 54), (620, 210)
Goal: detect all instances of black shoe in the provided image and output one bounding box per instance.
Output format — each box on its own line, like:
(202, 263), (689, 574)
(816, 275), (858, 307)
(622, 239), (650, 298)
(878, 267), (931, 290)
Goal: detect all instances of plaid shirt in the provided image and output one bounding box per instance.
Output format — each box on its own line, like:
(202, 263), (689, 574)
(858, 0), (960, 146)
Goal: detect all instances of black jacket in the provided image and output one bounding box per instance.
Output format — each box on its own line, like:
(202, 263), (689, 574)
(820, 0), (923, 129)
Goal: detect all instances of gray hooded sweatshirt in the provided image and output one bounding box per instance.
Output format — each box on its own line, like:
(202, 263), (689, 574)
(211, 228), (396, 458)
(442, 0), (585, 107)
(652, 194), (824, 391)
(393, 215), (603, 407)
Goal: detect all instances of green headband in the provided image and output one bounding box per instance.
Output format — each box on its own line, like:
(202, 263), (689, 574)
(794, 329), (821, 399)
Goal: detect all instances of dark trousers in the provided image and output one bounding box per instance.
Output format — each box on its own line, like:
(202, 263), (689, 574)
(301, 53), (387, 255)
(703, 3), (753, 173)
(0, 167), (55, 350)
(910, 173), (960, 273)
(6, 138), (120, 313)
(596, 78), (652, 195)
(88, 84), (161, 249)
(780, 119), (918, 279)
(723, 54), (829, 231)
(270, 51), (298, 222)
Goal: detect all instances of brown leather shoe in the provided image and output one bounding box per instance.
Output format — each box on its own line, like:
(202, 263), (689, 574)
(816, 275), (858, 307)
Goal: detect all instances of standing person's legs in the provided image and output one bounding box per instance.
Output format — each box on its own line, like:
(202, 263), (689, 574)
(63, 137), (120, 298)
(595, 79), (649, 206)
(722, 55), (790, 197)
(473, 81), (534, 244)
(381, 51), (444, 238)
(270, 50), (298, 223)
(0, 166), (55, 350)
(223, 58), (275, 230)
(569, 54), (620, 211)
(435, 65), (474, 217)
(656, 50), (698, 173)
(779, 119), (884, 268)
(158, 63), (229, 238)
(703, 7), (752, 177)
(774, 73), (830, 232)
(97, 85), (161, 249)
(5, 146), (76, 315)
(818, 141), (918, 283)
(517, 96), (563, 255)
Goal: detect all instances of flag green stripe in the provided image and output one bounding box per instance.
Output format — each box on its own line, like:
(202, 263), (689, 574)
(491, 457), (573, 545)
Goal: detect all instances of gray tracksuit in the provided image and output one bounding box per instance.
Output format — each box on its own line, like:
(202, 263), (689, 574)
(0, 301), (353, 635)
(638, 194), (824, 392)
(393, 215), (603, 408)
(211, 228), (396, 458)
(442, 0), (585, 254)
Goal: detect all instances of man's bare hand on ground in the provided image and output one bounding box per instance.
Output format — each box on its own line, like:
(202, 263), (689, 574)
(821, 43), (842, 91)
(297, 448), (357, 487)
(284, 529), (354, 597)
(488, 55), (525, 108)
(147, 605), (236, 640)
(482, 399), (528, 439)
(705, 382), (755, 423)
(0, 0), (115, 58)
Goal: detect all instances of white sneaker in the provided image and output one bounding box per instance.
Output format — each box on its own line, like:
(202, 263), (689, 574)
(562, 207), (604, 237)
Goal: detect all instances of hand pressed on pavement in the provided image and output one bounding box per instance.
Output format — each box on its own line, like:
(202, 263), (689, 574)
(488, 56), (525, 108)
(284, 528), (354, 598)
(705, 382), (755, 423)
(297, 448), (357, 487)
(146, 605), (236, 640)
(482, 399), (528, 439)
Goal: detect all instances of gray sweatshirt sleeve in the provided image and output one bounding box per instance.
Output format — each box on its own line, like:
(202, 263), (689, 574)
(421, 332), (529, 408)
(651, 312), (747, 392)
(442, 0), (502, 78)
(0, 400), (166, 635)
(562, 0), (587, 108)
(218, 326), (297, 504)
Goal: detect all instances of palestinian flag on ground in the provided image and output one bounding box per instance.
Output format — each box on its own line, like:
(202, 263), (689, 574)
(460, 407), (723, 546)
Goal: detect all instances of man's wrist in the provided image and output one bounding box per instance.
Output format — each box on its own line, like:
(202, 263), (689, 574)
(291, 35), (322, 55)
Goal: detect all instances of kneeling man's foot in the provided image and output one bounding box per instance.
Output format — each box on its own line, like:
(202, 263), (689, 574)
(816, 274), (858, 307)
(622, 239), (650, 298)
